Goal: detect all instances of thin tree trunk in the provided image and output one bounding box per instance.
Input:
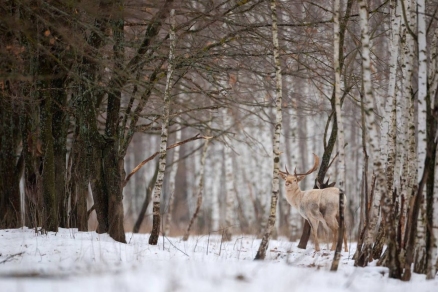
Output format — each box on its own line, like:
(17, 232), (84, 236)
(223, 108), (236, 241)
(0, 97), (22, 228)
(255, 0), (283, 260)
(380, 0), (402, 278)
(426, 27), (438, 280)
(133, 162), (159, 233)
(399, 0), (417, 269)
(40, 88), (58, 232)
(429, 120), (438, 279)
(52, 81), (68, 228)
(330, 0), (344, 271)
(210, 142), (222, 232)
(183, 137), (210, 240)
(164, 120), (182, 236)
(356, 0), (386, 265)
(414, 0), (428, 274)
(149, 9), (176, 245)
(102, 10), (126, 243)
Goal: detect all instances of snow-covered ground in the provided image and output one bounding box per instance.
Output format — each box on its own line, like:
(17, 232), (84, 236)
(0, 228), (437, 292)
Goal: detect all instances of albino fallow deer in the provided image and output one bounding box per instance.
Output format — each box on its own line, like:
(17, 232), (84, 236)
(279, 154), (348, 252)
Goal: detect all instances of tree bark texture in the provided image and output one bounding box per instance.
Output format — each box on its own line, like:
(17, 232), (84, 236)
(255, 0), (283, 260)
(149, 9), (176, 245)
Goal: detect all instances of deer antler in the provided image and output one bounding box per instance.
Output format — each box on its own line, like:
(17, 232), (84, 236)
(279, 165), (290, 176)
(294, 153), (319, 177)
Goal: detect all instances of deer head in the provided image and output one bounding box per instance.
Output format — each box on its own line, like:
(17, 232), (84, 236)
(279, 153), (319, 185)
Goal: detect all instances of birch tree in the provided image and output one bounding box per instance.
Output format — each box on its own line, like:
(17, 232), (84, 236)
(222, 107), (236, 241)
(149, 9), (176, 245)
(255, 0), (283, 260)
(164, 119), (182, 236)
(414, 0), (428, 272)
(399, 0), (417, 251)
(330, 0), (344, 271)
(380, 0), (402, 278)
(355, 0), (382, 266)
(209, 141), (222, 232)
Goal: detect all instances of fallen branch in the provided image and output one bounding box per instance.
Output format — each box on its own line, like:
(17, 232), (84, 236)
(122, 134), (211, 188)
(0, 252), (25, 264)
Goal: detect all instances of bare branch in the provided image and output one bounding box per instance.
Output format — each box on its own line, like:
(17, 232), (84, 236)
(122, 134), (212, 187)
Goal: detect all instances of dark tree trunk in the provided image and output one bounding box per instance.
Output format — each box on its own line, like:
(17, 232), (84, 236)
(40, 90), (58, 232)
(401, 169), (426, 280)
(372, 223), (385, 260)
(425, 93), (437, 277)
(52, 82), (68, 228)
(92, 8), (127, 243)
(133, 162), (158, 233)
(68, 136), (89, 231)
(21, 104), (43, 229)
(0, 97), (22, 228)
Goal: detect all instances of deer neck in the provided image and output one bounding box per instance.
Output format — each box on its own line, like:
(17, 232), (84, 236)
(285, 184), (304, 209)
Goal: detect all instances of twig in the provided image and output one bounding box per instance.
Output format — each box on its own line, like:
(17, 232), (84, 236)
(327, 151), (339, 170)
(163, 236), (189, 257)
(123, 133), (212, 187)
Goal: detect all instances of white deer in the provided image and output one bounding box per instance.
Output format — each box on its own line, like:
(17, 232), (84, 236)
(279, 153), (348, 252)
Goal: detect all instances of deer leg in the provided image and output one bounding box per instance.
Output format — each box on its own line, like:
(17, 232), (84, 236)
(307, 217), (320, 251)
(324, 214), (339, 251)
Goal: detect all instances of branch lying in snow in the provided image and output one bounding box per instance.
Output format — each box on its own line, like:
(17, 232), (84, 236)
(164, 236), (189, 257)
(122, 134), (212, 188)
(0, 252), (25, 264)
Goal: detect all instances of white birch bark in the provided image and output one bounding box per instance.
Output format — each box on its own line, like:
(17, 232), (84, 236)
(381, 1), (401, 276)
(164, 118), (182, 236)
(399, 0), (417, 249)
(386, 0), (402, 168)
(358, 0), (383, 264)
(149, 9), (176, 245)
(331, 0), (344, 271)
(255, 0), (283, 260)
(222, 107), (236, 241)
(208, 141), (222, 232)
(417, 0), (427, 178)
(415, 0), (427, 271)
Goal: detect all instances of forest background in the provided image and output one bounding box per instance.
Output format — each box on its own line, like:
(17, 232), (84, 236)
(1, 0), (438, 281)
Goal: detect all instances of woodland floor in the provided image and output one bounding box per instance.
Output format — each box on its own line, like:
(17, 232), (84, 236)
(0, 228), (437, 292)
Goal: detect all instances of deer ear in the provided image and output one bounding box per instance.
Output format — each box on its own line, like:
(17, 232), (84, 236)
(296, 175), (305, 182)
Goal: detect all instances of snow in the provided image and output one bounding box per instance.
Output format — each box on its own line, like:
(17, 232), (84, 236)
(0, 228), (437, 292)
